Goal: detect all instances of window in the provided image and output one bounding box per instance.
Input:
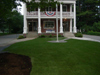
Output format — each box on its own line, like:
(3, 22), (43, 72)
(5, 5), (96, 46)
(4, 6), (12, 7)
(44, 21), (54, 29)
(63, 5), (67, 12)
(45, 6), (52, 11)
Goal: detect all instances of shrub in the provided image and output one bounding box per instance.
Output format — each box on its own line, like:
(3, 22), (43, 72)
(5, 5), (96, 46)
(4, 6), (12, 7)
(92, 22), (100, 32)
(49, 34), (52, 37)
(39, 34), (46, 38)
(58, 34), (62, 37)
(75, 33), (83, 37)
(17, 35), (24, 39)
(87, 31), (100, 36)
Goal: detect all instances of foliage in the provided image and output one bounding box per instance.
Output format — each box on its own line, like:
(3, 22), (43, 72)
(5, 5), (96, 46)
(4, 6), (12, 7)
(58, 34), (63, 37)
(0, 0), (59, 34)
(0, 0), (22, 18)
(4, 38), (100, 75)
(86, 31), (100, 36)
(26, 0), (59, 11)
(39, 34), (46, 38)
(0, 0), (59, 19)
(76, 0), (100, 31)
(0, 11), (23, 33)
(49, 34), (52, 37)
(7, 11), (23, 33)
(17, 35), (24, 39)
(92, 22), (100, 32)
(75, 33), (83, 37)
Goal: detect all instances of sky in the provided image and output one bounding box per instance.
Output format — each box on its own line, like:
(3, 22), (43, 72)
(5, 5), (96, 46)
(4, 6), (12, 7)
(17, 2), (24, 15)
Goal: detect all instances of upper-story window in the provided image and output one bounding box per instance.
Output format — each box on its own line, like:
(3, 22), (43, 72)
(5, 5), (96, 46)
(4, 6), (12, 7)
(45, 6), (52, 11)
(63, 5), (67, 12)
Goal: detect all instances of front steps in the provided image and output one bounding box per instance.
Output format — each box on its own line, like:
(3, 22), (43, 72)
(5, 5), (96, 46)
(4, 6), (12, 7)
(26, 32), (74, 38)
(27, 32), (38, 38)
(63, 32), (75, 37)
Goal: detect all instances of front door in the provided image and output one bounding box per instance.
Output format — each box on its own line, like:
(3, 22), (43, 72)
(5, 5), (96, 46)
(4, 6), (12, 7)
(63, 21), (69, 32)
(28, 22), (37, 32)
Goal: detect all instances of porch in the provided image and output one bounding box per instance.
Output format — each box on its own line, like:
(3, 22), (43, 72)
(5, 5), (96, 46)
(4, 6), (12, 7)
(26, 12), (74, 19)
(26, 19), (74, 37)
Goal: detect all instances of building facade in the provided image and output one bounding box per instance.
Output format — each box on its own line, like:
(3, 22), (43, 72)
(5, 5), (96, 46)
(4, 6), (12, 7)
(23, 0), (77, 37)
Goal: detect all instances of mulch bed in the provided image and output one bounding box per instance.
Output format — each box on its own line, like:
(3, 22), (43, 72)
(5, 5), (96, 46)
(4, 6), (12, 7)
(0, 53), (32, 75)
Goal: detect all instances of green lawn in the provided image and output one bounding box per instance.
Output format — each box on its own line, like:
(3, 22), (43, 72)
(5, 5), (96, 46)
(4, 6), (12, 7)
(4, 38), (100, 75)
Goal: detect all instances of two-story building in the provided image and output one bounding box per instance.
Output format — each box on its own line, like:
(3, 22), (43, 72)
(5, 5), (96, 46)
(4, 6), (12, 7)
(23, 0), (77, 37)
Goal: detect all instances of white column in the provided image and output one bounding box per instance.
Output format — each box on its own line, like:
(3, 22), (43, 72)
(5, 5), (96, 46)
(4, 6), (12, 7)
(60, 3), (63, 33)
(38, 8), (41, 33)
(73, 3), (77, 33)
(70, 19), (72, 32)
(56, 4), (59, 42)
(70, 4), (72, 32)
(23, 3), (28, 34)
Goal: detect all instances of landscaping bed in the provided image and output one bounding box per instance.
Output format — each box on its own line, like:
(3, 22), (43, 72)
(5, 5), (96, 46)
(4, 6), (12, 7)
(0, 53), (32, 75)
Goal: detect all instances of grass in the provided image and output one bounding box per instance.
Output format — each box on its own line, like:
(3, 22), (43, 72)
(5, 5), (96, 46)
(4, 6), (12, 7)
(4, 38), (100, 75)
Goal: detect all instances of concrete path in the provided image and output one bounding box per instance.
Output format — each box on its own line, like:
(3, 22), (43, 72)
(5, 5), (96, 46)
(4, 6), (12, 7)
(0, 34), (35, 53)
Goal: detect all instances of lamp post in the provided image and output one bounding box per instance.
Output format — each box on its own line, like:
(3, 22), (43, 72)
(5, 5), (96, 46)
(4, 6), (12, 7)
(56, 4), (59, 42)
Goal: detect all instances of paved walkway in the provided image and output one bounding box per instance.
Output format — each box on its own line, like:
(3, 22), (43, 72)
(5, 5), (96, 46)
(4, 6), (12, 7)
(0, 34), (35, 53)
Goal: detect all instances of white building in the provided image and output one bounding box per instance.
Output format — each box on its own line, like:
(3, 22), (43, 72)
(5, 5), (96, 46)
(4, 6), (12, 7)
(23, 0), (77, 37)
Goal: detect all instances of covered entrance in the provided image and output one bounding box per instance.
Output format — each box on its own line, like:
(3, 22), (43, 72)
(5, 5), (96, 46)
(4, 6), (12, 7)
(63, 21), (69, 32)
(28, 22), (37, 32)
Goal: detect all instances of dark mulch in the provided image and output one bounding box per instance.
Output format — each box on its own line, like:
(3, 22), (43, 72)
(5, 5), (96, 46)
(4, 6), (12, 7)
(0, 53), (32, 75)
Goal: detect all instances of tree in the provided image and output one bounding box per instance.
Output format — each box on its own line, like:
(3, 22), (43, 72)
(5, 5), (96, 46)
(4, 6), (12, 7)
(0, 11), (23, 33)
(7, 11), (23, 33)
(0, 18), (7, 33)
(76, 0), (100, 32)
(0, 0), (58, 19)
(0, 0), (59, 34)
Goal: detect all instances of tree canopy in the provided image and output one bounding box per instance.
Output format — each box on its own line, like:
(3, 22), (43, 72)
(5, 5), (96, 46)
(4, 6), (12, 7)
(76, 0), (100, 32)
(0, 0), (58, 18)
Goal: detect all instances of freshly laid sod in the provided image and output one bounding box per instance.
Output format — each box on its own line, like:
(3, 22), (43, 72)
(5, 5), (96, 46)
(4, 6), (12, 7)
(4, 38), (100, 75)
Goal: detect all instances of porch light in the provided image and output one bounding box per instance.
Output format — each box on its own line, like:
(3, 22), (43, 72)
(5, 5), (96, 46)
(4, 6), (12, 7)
(64, 18), (67, 21)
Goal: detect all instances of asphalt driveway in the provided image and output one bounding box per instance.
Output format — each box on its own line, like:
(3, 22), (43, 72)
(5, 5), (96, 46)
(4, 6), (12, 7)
(0, 34), (21, 52)
(0, 34), (34, 53)
(83, 34), (100, 41)
(0, 34), (21, 46)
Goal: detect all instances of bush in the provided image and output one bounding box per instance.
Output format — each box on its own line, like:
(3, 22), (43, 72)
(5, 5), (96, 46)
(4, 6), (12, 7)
(58, 34), (61, 37)
(17, 35), (24, 39)
(39, 34), (46, 38)
(58, 34), (63, 37)
(75, 33), (83, 37)
(92, 22), (100, 32)
(87, 31), (100, 36)
(49, 34), (52, 37)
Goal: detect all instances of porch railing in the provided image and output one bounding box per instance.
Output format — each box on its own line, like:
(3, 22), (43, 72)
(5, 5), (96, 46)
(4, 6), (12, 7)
(26, 11), (74, 18)
(35, 0), (70, 2)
